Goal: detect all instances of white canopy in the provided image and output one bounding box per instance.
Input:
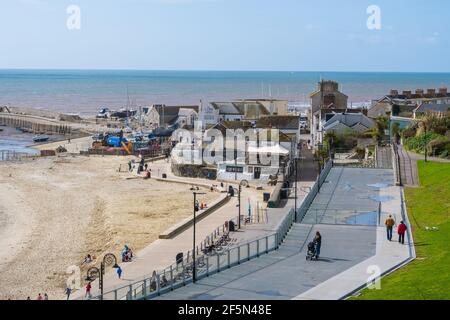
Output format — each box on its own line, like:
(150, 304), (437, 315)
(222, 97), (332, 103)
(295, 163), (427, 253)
(247, 144), (289, 155)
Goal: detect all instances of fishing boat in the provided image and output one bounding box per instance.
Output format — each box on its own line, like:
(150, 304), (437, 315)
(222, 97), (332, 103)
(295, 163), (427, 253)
(33, 135), (50, 143)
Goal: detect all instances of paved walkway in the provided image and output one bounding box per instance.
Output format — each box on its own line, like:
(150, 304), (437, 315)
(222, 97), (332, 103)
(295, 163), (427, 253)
(155, 167), (415, 300)
(155, 224), (377, 300)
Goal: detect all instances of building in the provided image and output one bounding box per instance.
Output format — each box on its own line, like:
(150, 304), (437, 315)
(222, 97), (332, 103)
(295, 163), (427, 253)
(368, 88), (450, 119)
(198, 99), (289, 127)
(413, 103), (450, 119)
(310, 80), (350, 148)
(142, 104), (199, 128)
(323, 113), (375, 135)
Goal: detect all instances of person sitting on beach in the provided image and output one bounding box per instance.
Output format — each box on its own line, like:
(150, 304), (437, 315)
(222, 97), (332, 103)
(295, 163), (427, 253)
(83, 254), (93, 265)
(122, 245), (133, 262)
(36, 293), (43, 300)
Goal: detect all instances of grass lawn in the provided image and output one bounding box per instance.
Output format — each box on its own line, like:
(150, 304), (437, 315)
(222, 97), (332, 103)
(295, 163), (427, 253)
(353, 160), (450, 300)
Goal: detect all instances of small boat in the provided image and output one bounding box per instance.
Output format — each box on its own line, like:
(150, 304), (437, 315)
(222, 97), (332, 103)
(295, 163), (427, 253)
(33, 135), (50, 143)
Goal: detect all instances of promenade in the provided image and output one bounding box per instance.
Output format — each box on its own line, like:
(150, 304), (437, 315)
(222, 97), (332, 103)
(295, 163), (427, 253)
(71, 157), (314, 299)
(154, 166), (415, 300)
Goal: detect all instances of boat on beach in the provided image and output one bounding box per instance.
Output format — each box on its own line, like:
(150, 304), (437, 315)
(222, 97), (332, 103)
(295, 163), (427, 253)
(33, 135), (50, 143)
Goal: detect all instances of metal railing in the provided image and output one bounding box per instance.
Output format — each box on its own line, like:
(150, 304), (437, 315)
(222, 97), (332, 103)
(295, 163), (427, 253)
(300, 208), (401, 227)
(87, 233), (279, 300)
(296, 159), (332, 222)
(0, 150), (31, 162)
(86, 208), (296, 300)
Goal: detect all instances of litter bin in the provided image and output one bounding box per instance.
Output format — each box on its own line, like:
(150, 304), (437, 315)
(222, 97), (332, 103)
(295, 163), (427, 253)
(175, 252), (183, 265)
(263, 192), (271, 202)
(228, 186), (235, 197)
(228, 220), (236, 232)
(162, 173), (167, 179)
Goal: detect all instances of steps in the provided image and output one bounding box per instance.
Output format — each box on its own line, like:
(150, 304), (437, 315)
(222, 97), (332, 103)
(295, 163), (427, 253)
(376, 146), (393, 169)
(277, 224), (313, 255)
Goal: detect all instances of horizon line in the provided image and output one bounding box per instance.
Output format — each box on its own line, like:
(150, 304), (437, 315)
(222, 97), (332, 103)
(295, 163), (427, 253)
(1, 68), (450, 74)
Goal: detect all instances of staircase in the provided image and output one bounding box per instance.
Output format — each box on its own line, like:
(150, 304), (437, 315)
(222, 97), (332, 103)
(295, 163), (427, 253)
(376, 146), (392, 169)
(277, 224), (313, 255)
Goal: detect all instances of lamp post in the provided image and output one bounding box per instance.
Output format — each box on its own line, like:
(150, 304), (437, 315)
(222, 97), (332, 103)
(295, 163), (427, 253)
(424, 122), (428, 163)
(192, 191), (205, 283)
(237, 180), (248, 230)
(294, 156), (298, 218)
(85, 253), (119, 300)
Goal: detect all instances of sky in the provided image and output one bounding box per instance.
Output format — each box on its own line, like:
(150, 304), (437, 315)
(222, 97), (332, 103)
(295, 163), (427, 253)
(0, 0), (449, 72)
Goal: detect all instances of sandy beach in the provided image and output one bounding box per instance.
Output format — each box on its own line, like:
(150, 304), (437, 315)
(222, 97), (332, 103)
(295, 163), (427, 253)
(0, 155), (220, 300)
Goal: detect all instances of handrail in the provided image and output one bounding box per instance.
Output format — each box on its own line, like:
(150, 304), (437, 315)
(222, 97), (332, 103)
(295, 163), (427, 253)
(86, 209), (297, 300)
(296, 159), (332, 223)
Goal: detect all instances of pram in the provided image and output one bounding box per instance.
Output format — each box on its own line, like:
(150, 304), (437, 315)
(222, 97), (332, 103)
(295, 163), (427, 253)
(306, 241), (317, 261)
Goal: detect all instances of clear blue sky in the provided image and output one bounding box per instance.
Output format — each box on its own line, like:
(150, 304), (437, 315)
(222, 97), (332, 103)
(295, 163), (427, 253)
(1, 0), (449, 72)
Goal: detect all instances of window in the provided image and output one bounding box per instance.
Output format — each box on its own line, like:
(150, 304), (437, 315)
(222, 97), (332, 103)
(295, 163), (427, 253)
(226, 166), (244, 173)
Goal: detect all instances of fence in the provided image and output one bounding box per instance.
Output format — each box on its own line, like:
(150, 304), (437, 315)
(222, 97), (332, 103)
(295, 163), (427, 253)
(86, 209), (296, 300)
(296, 159), (333, 223)
(300, 208), (401, 227)
(0, 150), (31, 162)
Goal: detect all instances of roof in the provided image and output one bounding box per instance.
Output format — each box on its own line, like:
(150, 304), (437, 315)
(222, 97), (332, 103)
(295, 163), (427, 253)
(414, 103), (450, 114)
(210, 101), (270, 117)
(211, 102), (242, 115)
(256, 116), (299, 130)
(323, 113), (375, 131)
(178, 108), (198, 117)
(154, 105), (199, 125)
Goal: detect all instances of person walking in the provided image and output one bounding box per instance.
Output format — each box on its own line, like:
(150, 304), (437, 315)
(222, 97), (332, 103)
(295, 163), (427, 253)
(117, 266), (123, 279)
(85, 282), (92, 299)
(65, 287), (72, 300)
(398, 221), (407, 245)
(313, 231), (322, 259)
(384, 215), (396, 241)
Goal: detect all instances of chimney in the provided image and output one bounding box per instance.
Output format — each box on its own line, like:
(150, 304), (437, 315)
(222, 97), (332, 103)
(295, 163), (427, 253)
(402, 90), (412, 99)
(390, 89), (399, 96)
(427, 88), (436, 97)
(439, 87), (448, 95)
(415, 89), (424, 96)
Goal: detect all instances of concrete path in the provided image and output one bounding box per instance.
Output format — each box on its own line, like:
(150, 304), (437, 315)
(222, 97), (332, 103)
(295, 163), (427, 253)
(294, 225), (413, 300)
(155, 224), (377, 300)
(405, 148), (450, 163)
(153, 167), (414, 300)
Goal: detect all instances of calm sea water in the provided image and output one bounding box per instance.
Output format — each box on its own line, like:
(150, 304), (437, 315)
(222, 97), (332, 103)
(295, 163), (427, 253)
(1, 70), (450, 116)
(0, 126), (39, 156)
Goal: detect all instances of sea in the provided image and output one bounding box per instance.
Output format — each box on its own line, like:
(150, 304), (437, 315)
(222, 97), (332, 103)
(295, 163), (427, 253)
(1, 69), (450, 116)
(1, 69), (449, 156)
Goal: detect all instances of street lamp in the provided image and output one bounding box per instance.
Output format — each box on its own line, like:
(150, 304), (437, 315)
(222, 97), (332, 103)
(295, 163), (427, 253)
(192, 191), (206, 283)
(237, 180), (248, 230)
(85, 253), (119, 300)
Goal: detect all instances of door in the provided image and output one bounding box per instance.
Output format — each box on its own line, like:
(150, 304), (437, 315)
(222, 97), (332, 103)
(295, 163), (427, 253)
(254, 167), (261, 179)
